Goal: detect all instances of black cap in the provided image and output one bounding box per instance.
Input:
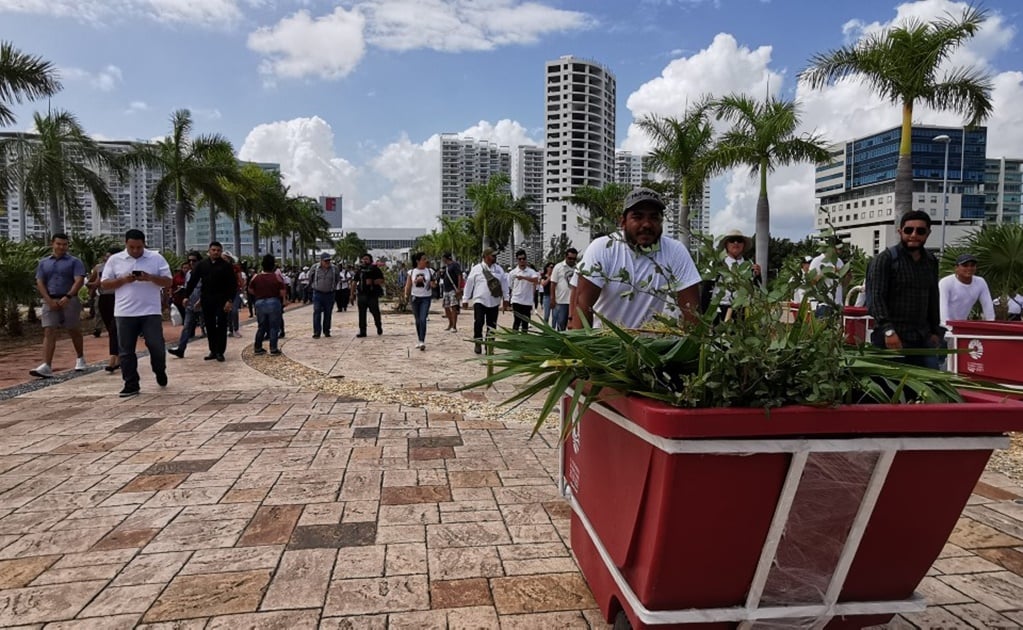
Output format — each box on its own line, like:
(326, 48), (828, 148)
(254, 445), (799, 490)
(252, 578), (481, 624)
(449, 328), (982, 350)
(956, 253), (978, 265)
(623, 187), (666, 215)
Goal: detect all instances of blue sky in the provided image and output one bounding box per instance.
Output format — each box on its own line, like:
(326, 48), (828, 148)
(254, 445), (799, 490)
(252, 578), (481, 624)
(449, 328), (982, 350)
(3, 0), (1022, 239)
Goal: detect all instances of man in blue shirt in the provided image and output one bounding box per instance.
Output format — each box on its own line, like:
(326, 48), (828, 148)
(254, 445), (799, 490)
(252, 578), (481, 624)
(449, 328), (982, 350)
(30, 233), (87, 378)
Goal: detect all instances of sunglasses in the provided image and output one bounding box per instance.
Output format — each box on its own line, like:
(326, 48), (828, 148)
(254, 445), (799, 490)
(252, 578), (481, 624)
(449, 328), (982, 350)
(902, 227), (930, 236)
(516, 257), (526, 261)
(726, 237), (746, 244)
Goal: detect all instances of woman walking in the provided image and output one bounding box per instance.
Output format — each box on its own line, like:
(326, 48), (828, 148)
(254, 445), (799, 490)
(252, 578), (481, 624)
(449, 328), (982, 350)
(404, 252), (436, 351)
(539, 262), (555, 325)
(87, 247), (122, 372)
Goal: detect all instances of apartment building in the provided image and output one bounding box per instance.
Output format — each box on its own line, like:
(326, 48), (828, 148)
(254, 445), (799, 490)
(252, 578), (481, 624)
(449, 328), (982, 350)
(542, 55), (616, 252)
(439, 134), (512, 222)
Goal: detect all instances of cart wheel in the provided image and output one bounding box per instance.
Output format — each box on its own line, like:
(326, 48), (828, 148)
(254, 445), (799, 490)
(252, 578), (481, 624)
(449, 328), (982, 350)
(613, 610), (633, 630)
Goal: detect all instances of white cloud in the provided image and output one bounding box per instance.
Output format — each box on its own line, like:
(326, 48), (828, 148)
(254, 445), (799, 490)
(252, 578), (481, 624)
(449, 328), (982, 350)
(60, 64), (123, 92)
(0, 0), (243, 26)
(238, 115), (360, 206)
(247, 7), (366, 83)
(189, 107), (223, 120)
(237, 116), (540, 231)
(361, 0), (594, 52)
(622, 0), (1022, 241)
(125, 101), (149, 114)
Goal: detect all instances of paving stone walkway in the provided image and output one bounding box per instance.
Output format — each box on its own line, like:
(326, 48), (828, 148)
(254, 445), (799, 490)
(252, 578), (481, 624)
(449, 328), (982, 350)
(0, 306), (1021, 628)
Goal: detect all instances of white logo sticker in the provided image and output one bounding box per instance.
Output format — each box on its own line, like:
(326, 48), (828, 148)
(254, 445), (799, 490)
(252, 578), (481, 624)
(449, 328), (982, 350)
(968, 338), (984, 360)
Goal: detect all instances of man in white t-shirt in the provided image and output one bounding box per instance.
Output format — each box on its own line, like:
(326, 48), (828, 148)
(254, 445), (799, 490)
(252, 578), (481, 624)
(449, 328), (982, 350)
(508, 249), (540, 332)
(100, 229), (173, 398)
(939, 253), (995, 328)
(549, 248), (578, 331)
(572, 187), (701, 330)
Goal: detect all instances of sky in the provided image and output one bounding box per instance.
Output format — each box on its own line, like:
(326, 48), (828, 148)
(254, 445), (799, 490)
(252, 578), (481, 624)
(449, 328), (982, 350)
(3, 0), (1022, 241)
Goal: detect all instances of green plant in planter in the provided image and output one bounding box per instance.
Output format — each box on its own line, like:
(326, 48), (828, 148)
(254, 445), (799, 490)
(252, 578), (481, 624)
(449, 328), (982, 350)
(465, 244), (1006, 437)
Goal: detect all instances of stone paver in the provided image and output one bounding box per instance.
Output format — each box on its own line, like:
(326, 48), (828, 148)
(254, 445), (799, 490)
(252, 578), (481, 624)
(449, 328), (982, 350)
(0, 306), (1021, 628)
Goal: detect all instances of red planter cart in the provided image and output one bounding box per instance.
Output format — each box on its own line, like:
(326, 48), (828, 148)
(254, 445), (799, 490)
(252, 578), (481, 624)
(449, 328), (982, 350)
(560, 388), (1023, 629)
(947, 320), (1023, 388)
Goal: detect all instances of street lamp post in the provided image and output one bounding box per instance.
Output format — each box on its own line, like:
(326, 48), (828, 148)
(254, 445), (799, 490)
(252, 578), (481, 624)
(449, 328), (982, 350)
(934, 134), (951, 258)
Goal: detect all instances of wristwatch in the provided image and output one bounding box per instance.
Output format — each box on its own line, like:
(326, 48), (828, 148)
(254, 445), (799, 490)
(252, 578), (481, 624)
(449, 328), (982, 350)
(884, 329), (896, 338)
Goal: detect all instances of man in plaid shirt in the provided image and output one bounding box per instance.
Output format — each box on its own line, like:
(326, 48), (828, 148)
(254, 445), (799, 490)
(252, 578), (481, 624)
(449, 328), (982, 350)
(867, 210), (944, 369)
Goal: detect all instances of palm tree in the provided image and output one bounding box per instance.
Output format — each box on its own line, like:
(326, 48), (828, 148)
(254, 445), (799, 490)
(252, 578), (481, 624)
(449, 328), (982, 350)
(709, 93), (831, 273)
(0, 41), (61, 127)
(800, 5), (993, 217)
(124, 109), (238, 255)
(415, 216), (477, 264)
(568, 183), (631, 239)
(466, 172), (535, 252)
(0, 110), (120, 237)
(955, 224), (1023, 318)
(637, 99), (716, 249)
(335, 231), (368, 264)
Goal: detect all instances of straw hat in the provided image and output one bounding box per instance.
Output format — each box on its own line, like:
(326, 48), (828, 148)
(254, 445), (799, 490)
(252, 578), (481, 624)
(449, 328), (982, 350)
(718, 229), (753, 252)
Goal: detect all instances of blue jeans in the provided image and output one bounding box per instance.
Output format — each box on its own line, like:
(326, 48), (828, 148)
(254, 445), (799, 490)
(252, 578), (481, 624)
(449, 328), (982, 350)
(312, 290), (334, 336)
(231, 294), (242, 332)
(175, 309), (199, 352)
(542, 293), (551, 324)
(552, 303), (569, 331)
(254, 298), (283, 351)
(411, 295), (431, 343)
(116, 314), (166, 390)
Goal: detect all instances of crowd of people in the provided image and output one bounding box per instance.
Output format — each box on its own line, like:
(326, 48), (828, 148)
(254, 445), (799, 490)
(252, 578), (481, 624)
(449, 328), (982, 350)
(27, 191), (1023, 397)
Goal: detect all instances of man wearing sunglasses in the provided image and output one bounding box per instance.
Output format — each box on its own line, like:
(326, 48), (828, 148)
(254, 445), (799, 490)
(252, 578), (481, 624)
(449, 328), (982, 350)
(866, 210), (945, 368)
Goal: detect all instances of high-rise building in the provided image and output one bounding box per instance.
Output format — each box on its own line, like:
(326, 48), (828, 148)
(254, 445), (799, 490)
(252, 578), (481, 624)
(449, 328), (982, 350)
(515, 145), (545, 261)
(984, 158), (1023, 225)
(814, 125), (987, 255)
(187, 161), (283, 256)
(615, 151), (644, 188)
(543, 55), (616, 252)
(0, 135), (176, 246)
(439, 134), (511, 222)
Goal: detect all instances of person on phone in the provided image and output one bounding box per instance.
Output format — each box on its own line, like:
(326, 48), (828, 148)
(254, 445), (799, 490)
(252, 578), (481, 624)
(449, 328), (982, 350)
(351, 253), (385, 337)
(182, 241), (237, 362)
(100, 229), (173, 397)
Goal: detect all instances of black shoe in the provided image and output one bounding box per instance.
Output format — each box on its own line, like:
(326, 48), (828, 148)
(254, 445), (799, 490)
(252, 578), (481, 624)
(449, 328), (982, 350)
(377, 327), (383, 335)
(93, 329), (102, 338)
(313, 334), (320, 339)
(356, 332), (367, 338)
(254, 348), (267, 355)
(203, 353), (217, 360)
(323, 331), (330, 337)
(216, 354), (225, 362)
(278, 331), (285, 338)
(474, 342), (482, 354)
(155, 371), (168, 387)
(104, 364), (120, 373)
(118, 385), (140, 398)
(270, 349), (281, 355)
(168, 348), (184, 359)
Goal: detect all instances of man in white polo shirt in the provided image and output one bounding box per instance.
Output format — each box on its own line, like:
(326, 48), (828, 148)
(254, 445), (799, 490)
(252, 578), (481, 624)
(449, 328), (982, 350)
(572, 187), (701, 330)
(100, 229), (173, 397)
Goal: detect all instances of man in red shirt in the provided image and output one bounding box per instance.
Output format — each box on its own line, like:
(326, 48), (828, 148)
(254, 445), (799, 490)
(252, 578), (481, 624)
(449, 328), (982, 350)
(248, 254), (287, 355)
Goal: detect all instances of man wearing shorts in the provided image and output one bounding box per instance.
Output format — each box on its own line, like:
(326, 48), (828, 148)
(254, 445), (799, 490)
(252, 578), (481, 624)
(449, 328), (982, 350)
(31, 233), (87, 378)
(441, 253), (462, 332)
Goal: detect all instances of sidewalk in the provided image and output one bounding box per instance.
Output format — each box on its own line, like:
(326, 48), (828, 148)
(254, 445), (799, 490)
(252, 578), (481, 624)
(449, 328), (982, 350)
(0, 305), (1021, 628)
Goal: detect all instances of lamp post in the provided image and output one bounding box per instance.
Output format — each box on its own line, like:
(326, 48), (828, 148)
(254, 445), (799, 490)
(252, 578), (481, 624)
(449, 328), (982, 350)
(934, 134), (951, 258)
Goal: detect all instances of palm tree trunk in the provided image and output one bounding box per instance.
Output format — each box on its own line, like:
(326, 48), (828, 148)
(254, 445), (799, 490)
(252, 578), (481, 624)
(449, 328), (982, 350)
(894, 101), (915, 221)
(755, 162), (770, 274)
(252, 221), (260, 257)
(208, 202), (217, 243)
(678, 202), (691, 251)
(48, 192), (61, 239)
(233, 214), (241, 260)
(175, 197), (187, 256)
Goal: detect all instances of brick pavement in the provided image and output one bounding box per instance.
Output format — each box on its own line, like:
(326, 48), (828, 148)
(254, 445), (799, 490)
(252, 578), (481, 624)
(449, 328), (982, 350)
(0, 305), (1021, 628)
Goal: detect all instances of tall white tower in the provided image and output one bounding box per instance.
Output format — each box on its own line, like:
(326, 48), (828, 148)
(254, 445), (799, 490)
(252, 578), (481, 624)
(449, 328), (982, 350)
(543, 56), (616, 252)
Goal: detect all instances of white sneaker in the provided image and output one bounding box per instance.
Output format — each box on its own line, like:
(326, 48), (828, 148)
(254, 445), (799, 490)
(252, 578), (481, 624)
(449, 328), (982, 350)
(75, 357), (88, 371)
(30, 363), (53, 378)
